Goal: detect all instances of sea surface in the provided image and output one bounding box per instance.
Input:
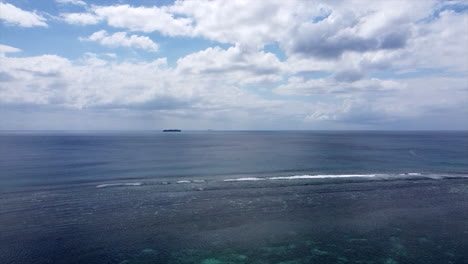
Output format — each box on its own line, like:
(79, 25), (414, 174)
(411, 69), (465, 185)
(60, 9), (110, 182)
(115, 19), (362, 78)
(0, 131), (467, 264)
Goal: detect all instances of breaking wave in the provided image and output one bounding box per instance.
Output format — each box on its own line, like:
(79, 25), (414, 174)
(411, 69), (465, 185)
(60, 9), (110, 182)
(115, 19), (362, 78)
(96, 182), (143, 188)
(224, 177), (266, 182)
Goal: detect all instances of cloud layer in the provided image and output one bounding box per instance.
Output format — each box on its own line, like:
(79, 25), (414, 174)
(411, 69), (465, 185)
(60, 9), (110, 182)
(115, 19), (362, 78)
(0, 0), (467, 129)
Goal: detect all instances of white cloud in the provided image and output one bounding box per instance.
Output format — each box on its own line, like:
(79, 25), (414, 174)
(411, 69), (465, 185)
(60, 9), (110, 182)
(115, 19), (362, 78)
(60, 1), (309, 44)
(301, 76), (468, 126)
(0, 44), (21, 56)
(80, 30), (159, 52)
(61, 13), (101, 25)
(170, 0), (302, 46)
(58, 0), (465, 76)
(93, 4), (193, 36)
(2, 0), (468, 129)
(61, 1), (435, 52)
(0, 51), (300, 130)
(55, 0), (86, 6)
(398, 10), (468, 73)
(175, 44), (284, 84)
(62, 4), (193, 35)
(282, 4), (467, 78)
(58, 1), (466, 76)
(1, 48), (466, 129)
(0, 2), (47, 27)
(0, 52), (257, 109)
(274, 77), (402, 96)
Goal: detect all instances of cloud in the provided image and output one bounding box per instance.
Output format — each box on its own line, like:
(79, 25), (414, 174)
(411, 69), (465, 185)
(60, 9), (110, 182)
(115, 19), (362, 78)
(301, 76), (468, 127)
(304, 99), (389, 124)
(60, 1), (463, 77)
(1, 45), (467, 129)
(62, 4), (193, 35)
(0, 50), (294, 130)
(274, 76), (402, 96)
(93, 4), (193, 36)
(0, 2), (47, 27)
(283, 5), (467, 80)
(396, 9), (468, 72)
(175, 44), (283, 84)
(281, 0), (435, 59)
(170, 0), (297, 46)
(60, 1), (436, 55)
(0, 53), (165, 107)
(61, 13), (101, 25)
(332, 68), (364, 82)
(55, 0), (86, 6)
(285, 18), (411, 59)
(80, 30), (159, 52)
(56, 0), (464, 80)
(0, 44), (21, 56)
(2, 1), (468, 129)
(60, 1), (323, 46)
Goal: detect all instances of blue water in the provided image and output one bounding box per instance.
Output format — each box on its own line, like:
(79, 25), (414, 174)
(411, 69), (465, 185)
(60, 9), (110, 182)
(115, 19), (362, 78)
(1, 131), (467, 190)
(1, 131), (467, 264)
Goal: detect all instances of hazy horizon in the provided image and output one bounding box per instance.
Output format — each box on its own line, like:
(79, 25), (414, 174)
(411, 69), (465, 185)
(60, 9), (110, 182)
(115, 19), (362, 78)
(1, 129), (468, 132)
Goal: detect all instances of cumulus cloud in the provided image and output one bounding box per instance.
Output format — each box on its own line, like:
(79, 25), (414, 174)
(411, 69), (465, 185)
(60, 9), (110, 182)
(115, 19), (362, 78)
(93, 4), (193, 36)
(170, 0), (299, 46)
(60, 1), (322, 45)
(284, 6), (467, 81)
(61, 13), (101, 25)
(59, 0), (465, 76)
(0, 49), (312, 131)
(281, 0), (436, 59)
(55, 0), (86, 6)
(397, 9), (468, 72)
(60, 1), (435, 52)
(80, 30), (159, 52)
(0, 51), (273, 111)
(57, 1), (465, 74)
(284, 14), (411, 59)
(176, 44), (283, 84)
(0, 2), (47, 27)
(0, 44), (21, 56)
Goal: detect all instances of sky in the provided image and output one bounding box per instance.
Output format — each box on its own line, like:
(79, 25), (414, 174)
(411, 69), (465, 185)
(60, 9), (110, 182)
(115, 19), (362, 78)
(0, 0), (467, 130)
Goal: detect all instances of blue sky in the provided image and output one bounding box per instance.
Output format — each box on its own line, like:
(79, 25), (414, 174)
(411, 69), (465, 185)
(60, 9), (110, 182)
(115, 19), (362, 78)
(0, 0), (467, 130)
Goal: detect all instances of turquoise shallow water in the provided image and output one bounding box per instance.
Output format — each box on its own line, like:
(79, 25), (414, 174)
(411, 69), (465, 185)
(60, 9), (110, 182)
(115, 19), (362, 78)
(0, 131), (467, 263)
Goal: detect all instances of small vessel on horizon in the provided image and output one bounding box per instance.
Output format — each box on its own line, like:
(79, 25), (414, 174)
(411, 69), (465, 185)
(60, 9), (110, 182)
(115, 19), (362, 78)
(163, 129), (181, 132)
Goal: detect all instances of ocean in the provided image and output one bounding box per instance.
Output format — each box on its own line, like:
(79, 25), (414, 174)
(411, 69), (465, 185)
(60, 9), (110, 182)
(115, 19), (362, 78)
(0, 131), (467, 264)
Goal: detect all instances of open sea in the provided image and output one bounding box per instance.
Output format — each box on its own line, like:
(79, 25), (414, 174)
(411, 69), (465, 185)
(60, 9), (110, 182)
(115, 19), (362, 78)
(1, 131), (467, 264)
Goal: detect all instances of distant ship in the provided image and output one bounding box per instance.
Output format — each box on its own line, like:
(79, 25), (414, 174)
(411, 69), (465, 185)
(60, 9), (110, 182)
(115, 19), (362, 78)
(163, 129), (181, 132)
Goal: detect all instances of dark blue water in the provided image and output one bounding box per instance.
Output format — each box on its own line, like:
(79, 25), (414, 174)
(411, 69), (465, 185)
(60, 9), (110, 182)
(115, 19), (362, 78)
(1, 131), (467, 264)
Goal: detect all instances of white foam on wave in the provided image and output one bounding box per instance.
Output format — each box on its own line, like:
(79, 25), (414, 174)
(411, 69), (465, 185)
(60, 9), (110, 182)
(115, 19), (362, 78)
(177, 179), (206, 183)
(176, 180), (191, 184)
(96, 182), (143, 188)
(269, 174), (378, 180)
(399, 172), (422, 176)
(224, 177), (266, 182)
